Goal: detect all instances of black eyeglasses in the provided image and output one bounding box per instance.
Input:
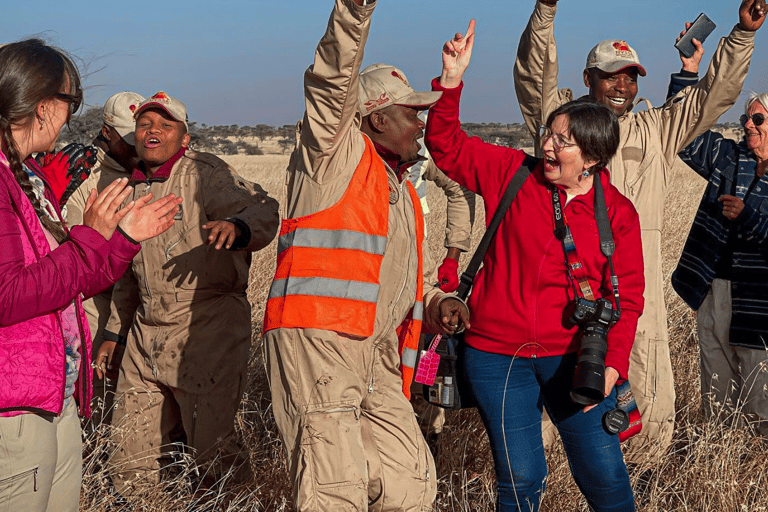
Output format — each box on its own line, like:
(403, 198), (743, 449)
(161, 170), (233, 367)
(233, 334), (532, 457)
(740, 113), (765, 127)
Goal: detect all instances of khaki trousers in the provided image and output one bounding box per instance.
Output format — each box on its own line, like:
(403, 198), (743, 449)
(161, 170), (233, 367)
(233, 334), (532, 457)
(109, 341), (248, 494)
(265, 328), (436, 512)
(697, 279), (768, 435)
(0, 400), (81, 512)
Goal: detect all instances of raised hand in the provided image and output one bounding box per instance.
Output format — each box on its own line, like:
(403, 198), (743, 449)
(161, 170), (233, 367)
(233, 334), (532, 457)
(677, 23), (705, 73)
(739, 0), (767, 32)
(82, 178), (135, 240)
(440, 19), (476, 89)
(118, 193), (182, 242)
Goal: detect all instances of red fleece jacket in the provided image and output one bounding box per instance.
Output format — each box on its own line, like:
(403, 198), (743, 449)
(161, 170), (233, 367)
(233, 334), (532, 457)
(425, 79), (644, 378)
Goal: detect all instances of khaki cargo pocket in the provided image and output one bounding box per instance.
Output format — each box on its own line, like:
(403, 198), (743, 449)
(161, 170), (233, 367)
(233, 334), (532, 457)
(0, 466), (39, 510)
(302, 406), (363, 487)
(297, 405), (367, 509)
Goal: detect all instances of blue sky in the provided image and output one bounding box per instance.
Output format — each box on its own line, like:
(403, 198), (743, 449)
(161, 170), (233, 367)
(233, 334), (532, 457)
(6, 0), (768, 126)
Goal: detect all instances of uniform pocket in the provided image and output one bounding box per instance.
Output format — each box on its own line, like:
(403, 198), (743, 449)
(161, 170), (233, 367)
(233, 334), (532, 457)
(301, 406), (364, 488)
(0, 466), (39, 507)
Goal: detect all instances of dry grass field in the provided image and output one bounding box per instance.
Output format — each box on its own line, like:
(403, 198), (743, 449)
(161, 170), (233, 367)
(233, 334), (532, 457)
(80, 133), (768, 511)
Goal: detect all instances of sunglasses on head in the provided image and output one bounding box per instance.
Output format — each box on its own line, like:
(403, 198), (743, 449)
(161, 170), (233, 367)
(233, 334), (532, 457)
(740, 113), (765, 127)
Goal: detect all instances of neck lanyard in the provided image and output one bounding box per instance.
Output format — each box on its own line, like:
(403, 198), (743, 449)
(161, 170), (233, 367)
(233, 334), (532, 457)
(550, 174), (621, 315)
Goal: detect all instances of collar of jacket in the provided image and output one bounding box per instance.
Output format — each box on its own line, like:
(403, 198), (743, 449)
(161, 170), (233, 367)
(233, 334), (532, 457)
(372, 140), (423, 181)
(130, 147), (187, 182)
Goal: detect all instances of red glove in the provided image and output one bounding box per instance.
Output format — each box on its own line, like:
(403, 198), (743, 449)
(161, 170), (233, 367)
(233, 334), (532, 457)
(437, 257), (459, 292)
(37, 151), (71, 204)
(36, 143), (97, 206)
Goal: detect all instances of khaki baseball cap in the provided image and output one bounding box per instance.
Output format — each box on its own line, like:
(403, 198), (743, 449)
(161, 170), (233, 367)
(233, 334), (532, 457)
(358, 63), (442, 116)
(134, 91), (189, 130)
(102, 91), (145, 146)
(585, 40), (647, 77)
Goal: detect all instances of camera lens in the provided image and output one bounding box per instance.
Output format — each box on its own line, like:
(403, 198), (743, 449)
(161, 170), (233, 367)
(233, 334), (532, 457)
(570, 323), (608, 406)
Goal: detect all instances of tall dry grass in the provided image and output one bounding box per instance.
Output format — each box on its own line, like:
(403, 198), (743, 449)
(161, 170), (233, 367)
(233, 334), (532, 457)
(81, 147), (768, 511)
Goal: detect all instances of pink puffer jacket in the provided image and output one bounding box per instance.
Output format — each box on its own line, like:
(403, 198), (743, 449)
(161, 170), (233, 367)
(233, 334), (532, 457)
(0, 151), (139, 417)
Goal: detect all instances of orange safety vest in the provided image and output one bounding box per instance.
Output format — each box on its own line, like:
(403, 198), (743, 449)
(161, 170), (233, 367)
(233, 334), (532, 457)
(263, 136), (424, 398)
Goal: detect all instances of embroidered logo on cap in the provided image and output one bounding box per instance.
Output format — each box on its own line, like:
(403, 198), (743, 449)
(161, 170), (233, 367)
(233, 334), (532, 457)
(391, 70), (408, 85)
(150, 91), (170, 103)
(612, 41), (633, 57)
(365, 93), (390, 112)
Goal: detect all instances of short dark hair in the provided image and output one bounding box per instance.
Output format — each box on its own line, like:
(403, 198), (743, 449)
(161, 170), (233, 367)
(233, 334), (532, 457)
(545, 99), (619, 173)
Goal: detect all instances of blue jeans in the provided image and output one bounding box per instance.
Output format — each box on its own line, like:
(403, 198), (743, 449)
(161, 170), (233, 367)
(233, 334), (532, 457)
(462, 345), (635, 512)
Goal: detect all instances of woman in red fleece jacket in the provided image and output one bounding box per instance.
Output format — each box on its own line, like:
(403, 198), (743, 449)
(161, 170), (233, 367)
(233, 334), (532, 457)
(424, 22), (644, 512)
(0, 39), (181, 512)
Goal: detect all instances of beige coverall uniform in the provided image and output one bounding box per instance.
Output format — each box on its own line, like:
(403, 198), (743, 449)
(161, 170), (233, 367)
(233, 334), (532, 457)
(65, 146), (135, 427)
(514, 1), (755, 463)
(106, 150), (279, 492)
(264, 1), (452, 510)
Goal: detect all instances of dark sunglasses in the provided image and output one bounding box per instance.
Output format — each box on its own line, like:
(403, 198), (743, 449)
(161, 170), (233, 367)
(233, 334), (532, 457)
(54, 92), (82, 116)
(740, 113), (765, 127)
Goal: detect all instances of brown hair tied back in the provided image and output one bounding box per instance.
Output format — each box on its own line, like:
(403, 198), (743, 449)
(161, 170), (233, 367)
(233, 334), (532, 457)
(0, 39), (83, 243)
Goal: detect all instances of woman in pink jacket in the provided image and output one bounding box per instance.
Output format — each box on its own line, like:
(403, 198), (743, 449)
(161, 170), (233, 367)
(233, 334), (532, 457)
(0, 39), (181, 512)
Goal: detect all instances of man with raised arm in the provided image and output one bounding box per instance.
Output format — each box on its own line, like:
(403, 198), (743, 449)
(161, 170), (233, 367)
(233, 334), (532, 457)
(262, 1), (469, 510)
(514, 0), (766, 464)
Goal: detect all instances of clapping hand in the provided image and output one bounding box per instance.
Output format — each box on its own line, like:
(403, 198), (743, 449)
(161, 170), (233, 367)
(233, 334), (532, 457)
(118, 192), (183, 242)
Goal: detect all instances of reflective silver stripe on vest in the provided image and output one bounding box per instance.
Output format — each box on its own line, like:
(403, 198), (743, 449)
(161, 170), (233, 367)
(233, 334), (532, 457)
(269, 277), (379, 303)
(401, 347), (419, 369)
(278, 228), (387, 256)
(412, 301), (423, 321)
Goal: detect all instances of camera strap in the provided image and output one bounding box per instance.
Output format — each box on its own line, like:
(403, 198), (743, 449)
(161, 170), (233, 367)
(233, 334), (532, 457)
(550, 170), (621, 316)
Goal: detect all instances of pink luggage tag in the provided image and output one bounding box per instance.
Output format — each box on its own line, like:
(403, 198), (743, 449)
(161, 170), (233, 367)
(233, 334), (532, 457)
(414, 334), (442, 386)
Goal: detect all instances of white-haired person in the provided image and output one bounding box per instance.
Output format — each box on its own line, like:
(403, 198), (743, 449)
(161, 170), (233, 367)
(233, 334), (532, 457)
(668, 89), (768, 436)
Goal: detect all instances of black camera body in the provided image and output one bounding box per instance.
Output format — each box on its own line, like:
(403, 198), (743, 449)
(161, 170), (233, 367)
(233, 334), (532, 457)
(566, 297), (620, 406)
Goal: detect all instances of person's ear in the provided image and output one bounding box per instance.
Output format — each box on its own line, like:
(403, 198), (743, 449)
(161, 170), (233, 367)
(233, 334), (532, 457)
(583, 69), (591, 89)
(369, 110), (387, 132)
(583, 158), (599, 172)
(35, 101), (48, 127)
(101, 124), (112, 141)
(182, 132), (191, 147)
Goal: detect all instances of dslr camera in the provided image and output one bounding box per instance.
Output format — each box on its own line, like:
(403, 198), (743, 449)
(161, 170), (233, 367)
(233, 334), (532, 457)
(565, 297), (620, 406)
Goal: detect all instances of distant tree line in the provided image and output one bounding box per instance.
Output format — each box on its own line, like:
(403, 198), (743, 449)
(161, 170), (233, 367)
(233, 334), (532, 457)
(461, 122), (534, 149)
(58, 106), (299, 156)
(59, 108), (739, 155)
